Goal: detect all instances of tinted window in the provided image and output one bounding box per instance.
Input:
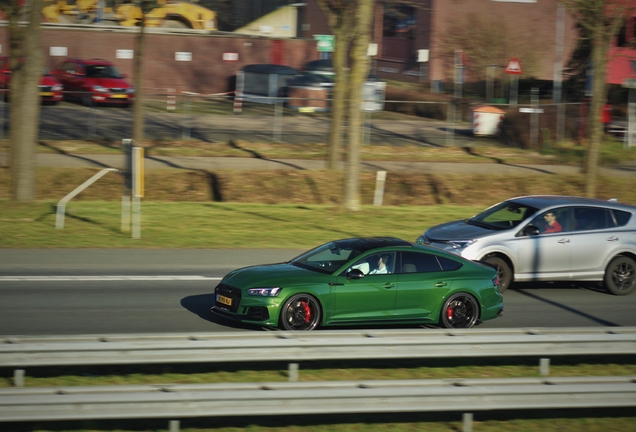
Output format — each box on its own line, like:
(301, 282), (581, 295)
(399, 251), (443, 273)
(612, 209), (632, 227)
(437, 255), (463, 271)
(574, 207), (611, 230)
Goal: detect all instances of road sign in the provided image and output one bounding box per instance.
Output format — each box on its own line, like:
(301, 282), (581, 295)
(314, 35), (335, 53)
(505, 57), (523, 75)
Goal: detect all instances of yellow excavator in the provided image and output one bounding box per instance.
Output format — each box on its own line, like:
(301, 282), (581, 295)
(42, 0), (216, 30)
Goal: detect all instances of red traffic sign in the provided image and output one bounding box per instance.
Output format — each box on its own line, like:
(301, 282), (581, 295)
(505, 57), (523, 75)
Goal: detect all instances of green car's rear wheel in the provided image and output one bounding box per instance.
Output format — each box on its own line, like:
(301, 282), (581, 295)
(439, 293), (479, 329)
(280, 294), (321, 331)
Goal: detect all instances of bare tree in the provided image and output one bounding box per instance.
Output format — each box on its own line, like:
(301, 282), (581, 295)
(132, 0), (156, 148)
(562, 0), (634, 197)
(315, 1), (357, 171)
(315, 0), (375, 210)
(343, 0), (374, 211)
(1, 0), (45, 202)
(441, 11), (542, 81)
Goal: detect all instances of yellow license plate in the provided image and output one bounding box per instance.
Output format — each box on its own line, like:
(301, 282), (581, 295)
(217, 294), (232, 306)
(110, 94), (128, 99)
(39, 92), (54, 96)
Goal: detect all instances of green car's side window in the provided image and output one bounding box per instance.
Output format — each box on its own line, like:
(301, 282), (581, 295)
(349, 252), (396, 275)
(398, 251), (443, 274)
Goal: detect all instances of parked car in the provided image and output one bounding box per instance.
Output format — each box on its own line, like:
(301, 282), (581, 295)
(211, 237), (503, 331)
(51, 58), (134, 106)
(416, 195), (636, 295)
(0, 57), (63, 104)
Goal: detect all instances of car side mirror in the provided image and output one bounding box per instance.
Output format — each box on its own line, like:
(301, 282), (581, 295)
(523, 225), (540, 236)
(347, 268), (365, 280)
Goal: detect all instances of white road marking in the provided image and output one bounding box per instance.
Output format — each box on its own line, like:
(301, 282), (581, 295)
(0, 276), (222, 282)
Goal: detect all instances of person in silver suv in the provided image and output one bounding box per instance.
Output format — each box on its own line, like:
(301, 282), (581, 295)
(416, 195), (636, 295)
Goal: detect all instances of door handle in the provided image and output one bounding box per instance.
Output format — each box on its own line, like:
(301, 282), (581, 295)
(435, 282), (447, 287)
(382, 283), (395, 289)
(558, 239), (570, 244)
(607, 236), (619, 242)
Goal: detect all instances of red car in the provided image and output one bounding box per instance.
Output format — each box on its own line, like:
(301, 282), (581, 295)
(51, 58), (135, 107)
(0, 57), (64, 104)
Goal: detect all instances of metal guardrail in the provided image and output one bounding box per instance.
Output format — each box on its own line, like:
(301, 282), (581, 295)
(2, 328), (636, 431)
(1, 376), (635, 423)
(2, 327), (636, 368)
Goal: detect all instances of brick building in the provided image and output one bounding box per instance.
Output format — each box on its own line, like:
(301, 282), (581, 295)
(0, 1), (580, 96)
(298, 0), (579, 86)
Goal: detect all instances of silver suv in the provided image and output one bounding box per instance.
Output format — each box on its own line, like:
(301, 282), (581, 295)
(416, 195), (636, 295)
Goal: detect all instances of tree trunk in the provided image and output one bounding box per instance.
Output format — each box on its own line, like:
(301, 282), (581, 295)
(343, 0), (374, 211)
(9, 0), (44, 202)
(328, 27), (349, 171)
(584, 27), (610, 198)
(132, 21), (146, 146)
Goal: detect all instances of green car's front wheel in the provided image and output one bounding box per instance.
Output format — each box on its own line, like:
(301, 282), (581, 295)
(280, 294), (321, 331)
(439, 293), (479, 329)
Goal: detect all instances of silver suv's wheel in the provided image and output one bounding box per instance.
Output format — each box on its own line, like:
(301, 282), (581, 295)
(481, 255), (512, 293)
(604, 256), (636, 296)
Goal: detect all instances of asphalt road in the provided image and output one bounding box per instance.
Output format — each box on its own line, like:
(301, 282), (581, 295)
(1, 249), (635, 335)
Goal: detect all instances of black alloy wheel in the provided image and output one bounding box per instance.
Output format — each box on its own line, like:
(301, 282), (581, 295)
(440, 293), (479, 329)
(482, 255), (512, 293)
(604, 256), (636, 296)
(280, 294), (321, 331)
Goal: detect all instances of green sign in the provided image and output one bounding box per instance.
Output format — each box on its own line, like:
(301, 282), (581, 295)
(314, 35), (335, 53)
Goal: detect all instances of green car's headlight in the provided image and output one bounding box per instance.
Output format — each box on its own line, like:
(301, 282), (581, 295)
(247, 287), (281, 297)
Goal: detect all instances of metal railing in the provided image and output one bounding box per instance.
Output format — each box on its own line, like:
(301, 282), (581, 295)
(55, 168), (119, 229)
(3, 327), (636, 369)
(0, 92), (589, 149)
(2, 327), (636, 431)
(1, 376), (635, 423)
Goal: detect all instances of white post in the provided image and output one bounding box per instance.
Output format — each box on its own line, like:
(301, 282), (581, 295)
(121, 195), (131, 232)
(13, 369), (24, 387)
(373, 171), (387, 206)
(462, 413), (473, 432)
(55, 168), (119, 229)
(288, 363), (299, 382)
(132, 196), (141, 240)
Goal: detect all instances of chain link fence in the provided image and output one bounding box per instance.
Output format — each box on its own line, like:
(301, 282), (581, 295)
(0, 90), (602, 149)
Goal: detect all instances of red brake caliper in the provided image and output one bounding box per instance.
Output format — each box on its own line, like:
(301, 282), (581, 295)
(446, 306), (454, 320)
(301, 301), (311, 323)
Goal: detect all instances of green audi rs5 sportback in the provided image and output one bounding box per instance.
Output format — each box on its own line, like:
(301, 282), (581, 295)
(211, 237), (504, 330)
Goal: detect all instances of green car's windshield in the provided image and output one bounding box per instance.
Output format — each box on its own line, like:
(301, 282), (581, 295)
(290, 242), (363, 274)
(468, 201), (539, 230)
